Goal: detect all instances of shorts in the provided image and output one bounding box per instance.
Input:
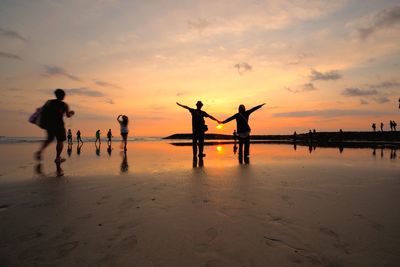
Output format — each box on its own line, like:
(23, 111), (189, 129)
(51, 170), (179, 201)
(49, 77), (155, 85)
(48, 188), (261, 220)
(46, 127), (66, 142)
(121, 133), (128, 139)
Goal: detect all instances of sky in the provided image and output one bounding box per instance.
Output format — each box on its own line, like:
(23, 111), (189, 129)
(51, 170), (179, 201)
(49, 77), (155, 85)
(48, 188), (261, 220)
(0, 0), (399, 137)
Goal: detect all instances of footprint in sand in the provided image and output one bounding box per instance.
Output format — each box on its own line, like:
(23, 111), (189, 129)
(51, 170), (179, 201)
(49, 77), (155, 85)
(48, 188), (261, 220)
(117, 234), (138, 251)
(56, 241), (80, 258)
(205, 227), (218, 242)
(319, 227), (350, 254)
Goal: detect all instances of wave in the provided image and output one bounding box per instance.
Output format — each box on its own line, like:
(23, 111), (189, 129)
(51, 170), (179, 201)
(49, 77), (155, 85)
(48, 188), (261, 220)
(0, 136), (163, 144)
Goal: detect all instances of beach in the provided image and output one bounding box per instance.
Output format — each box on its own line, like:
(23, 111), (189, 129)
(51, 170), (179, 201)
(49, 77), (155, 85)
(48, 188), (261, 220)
(0, 140), (399, 266)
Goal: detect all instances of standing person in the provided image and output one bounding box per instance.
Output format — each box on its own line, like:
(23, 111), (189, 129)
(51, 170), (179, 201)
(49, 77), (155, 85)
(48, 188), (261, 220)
(67, 129), (73, 145)
(76, 130), (83, 144)
(221, 103), (265, 160)
(107, 129), (113, 145)
(95, 129), (101, 144)
(372, 123), (376, 132)
(117, 115), (129, 151)
(35, 88), (75, 163)
(177, 101), (220, 158)
(380, 122), (384, 132)
(393, 120), (397, 131)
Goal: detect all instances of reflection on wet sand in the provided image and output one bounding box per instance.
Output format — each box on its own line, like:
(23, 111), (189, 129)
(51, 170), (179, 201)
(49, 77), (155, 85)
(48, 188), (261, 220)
(120, 151), (128, 173)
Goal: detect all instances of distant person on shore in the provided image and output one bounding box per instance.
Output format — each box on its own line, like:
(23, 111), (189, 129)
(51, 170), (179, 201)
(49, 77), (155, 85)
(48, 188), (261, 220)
(107, 129), (113, 145)
(293, 131), (297, 141)
(393, 120), (397, 131)
(177, 101), (220, 158)
(221, 103), (265, 160)
(372, 123), (376, 132)
(67, 129), (73, 145)
(95, 130), (101, 144)
(35, 89), (75, 163)
(380, 122), (384, 132)
(76, 130), (83, 144)
(389, 120), (393, 131)
(117, 115), (129, 151)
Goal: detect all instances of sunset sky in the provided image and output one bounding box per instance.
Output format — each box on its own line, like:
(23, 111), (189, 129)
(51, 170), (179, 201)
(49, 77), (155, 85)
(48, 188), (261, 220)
(0, 0), (399, 137)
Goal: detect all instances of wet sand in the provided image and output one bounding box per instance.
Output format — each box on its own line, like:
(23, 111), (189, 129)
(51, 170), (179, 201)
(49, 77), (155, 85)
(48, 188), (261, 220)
(0, 141), (399, 266)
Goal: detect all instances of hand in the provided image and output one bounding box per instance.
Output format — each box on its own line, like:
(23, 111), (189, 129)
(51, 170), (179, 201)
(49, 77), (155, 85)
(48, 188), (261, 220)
(69, 110), (75, 116)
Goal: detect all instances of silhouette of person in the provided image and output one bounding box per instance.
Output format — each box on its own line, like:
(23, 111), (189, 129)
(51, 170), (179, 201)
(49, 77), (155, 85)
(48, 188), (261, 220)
(221, 103), (265, 160)
(372, 123), (376, 132)
(380, 122), (384, 132)
(393, 120), (397, 131)
(76, 130), (83, 144)
(120, 151), (129, 173)
(293, 131), (297, 141)
(95, 129), (101, 144)
(107, 144), (112, 156)
(177, 101), (220, 158)
(67, 129), (73, 145)
(390, 120), (393, 131)
(77, 142), (83, 155)
(107, 129), (113, 145)
(35, 88), (75, 163)
(117, 115), (129, 151)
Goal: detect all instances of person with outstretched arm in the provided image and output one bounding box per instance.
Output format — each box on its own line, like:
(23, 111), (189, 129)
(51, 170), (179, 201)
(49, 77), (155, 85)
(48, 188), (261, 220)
(177, 101), (220, 158)
(117, 115), (129, 151)
(221, 103), (265, 161)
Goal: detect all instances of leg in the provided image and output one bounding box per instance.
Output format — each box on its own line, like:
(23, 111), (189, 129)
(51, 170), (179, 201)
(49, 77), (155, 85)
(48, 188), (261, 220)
(238, 137), (244, 158)
(36, 130), (55, 160)
(244, 136), (250, 157)
(192, 136), (198, 158)
(198, 133), (205, 157)
(56, 140), (64, 159)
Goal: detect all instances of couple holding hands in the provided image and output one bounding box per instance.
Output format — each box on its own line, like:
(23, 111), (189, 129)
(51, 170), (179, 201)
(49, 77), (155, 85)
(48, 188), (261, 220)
(177, 101), (265, 160)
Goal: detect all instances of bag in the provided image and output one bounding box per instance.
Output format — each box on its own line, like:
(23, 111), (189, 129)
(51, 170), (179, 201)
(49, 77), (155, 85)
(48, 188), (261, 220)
(29, 107), (46, 129)
(203, 124), (208, 132)
(28, 101), (49, 129)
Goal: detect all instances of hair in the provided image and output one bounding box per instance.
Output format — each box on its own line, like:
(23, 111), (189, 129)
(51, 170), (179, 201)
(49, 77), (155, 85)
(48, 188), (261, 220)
(122, 115), (129, 125)
(54, 88), (65, 100)
(238, 104), (245, 113)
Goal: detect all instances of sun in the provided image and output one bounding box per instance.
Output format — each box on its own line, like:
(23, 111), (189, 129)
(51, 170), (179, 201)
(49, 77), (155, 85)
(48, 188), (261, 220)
(216, 124), (223, 130)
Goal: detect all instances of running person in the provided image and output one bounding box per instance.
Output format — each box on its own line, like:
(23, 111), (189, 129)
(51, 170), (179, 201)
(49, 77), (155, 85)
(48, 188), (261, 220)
(35, 89), (75, 163)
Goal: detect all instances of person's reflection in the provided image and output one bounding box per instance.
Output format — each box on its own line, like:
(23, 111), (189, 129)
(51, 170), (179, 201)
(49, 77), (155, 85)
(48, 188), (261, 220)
(95, 142), (101, 156)
(372, 147), (376, 156)
(339, 144), (344, 154)
(293, 142), (297, 151)
(120, 151), (129, 173)
(308, 144), (313, 154)
(390, 148), (397, 160)
(380, 147), (384, 158)
(77, 142), (83, 155)
(239, 154), (250, 164)
(34, 162), (64, 177)
(192, 156), (204, 168)
(233, 143), (238, 154)
(56, 162), (64, 177)
(67, 143), (72, 157)
(107, 144), (112, 156)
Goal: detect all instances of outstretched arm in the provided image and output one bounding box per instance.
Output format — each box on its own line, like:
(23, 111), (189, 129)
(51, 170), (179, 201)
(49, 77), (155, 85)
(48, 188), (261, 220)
(176, 102), (190, 110)
(221, 114), (236, 124)
(206, 114), (220, 124)
(247, 103), (266, 114)
(117, 115), (122, 122)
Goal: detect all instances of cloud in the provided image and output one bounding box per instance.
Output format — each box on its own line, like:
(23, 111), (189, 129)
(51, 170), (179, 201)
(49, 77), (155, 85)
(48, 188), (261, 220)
(0, 27), (27, 42)
(234, 62), (252, 75)
(342, 88), (378, 96)
(287, 83), (317, 93)
(64, 87), (105, 97)
(373, 96), (390, 104)
(104, 98), (115, 104)
(187, 18), (211, 32)
(368, 80), (400, 89)
(43, 65), (81, 81)
(360, 99), (369, 105)
(94, 80), (120, 89)
(273, 109), (392, 118)
(0, 51), (22, 60)
(356, 6), (400, 40)
(310, 69), (341, 81)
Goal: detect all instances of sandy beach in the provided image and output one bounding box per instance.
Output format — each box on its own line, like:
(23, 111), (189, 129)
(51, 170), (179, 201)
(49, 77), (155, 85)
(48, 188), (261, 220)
(0, 141), (399, 266)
